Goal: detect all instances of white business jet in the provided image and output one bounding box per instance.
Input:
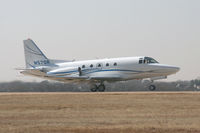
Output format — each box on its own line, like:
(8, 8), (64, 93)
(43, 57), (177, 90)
(20, 39), (180, 92)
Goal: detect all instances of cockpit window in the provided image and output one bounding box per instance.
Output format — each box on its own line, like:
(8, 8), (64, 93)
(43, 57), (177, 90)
(138, 57), (159, 64)
(145, 57), (159, 63)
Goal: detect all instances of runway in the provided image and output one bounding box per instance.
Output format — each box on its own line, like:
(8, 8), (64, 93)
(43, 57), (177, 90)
(0, 91), (199, 133)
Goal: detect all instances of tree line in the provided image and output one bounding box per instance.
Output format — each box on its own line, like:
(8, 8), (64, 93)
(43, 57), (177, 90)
(0, 79), (199, 92)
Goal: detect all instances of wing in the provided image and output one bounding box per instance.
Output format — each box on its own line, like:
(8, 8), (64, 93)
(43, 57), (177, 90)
(46, 75), (122, 83)
(20, 67), (122, 83)
(89, 75), (122, 81)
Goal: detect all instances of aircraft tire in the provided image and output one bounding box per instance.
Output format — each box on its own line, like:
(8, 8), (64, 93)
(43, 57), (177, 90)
(149, 85), (156, 91)
(91, 85), (98, 92)
(98, 84), (105, 92)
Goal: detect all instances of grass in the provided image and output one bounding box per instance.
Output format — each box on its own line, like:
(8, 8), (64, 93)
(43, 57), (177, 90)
(0, 92), (199, 133)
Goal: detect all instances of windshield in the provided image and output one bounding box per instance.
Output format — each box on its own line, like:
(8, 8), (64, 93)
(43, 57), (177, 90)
(145, 57), (159, 63)
(139, 57), (159, 64)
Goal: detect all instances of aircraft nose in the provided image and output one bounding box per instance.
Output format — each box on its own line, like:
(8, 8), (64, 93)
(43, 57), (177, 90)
(168, 66), (180, 74)
(153, 64), (180, 75)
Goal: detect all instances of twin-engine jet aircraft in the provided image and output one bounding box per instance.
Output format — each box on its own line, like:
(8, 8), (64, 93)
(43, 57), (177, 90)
(20, 39), (180, 91)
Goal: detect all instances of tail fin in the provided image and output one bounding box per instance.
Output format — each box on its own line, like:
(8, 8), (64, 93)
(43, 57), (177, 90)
(23, 39), (50, 68)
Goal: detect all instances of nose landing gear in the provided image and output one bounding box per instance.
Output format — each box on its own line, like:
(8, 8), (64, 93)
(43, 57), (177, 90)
(148, 85), (156, 91)
(142, 80), (157, 91)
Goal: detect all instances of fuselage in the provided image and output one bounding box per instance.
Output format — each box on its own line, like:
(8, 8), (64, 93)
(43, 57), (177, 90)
(46, 56), (180, 81)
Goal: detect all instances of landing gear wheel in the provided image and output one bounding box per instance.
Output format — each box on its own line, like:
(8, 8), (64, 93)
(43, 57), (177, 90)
(98, 84), (105, 92)
(91, 85), (98, 92)
(149, 85), (156, 91)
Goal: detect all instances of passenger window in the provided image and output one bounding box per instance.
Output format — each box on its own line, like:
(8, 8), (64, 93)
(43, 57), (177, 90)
(106, 63), (109, 66)
(97, 64), (101, 67)
(114, 62), (117, 66)
(90, 64), (93, 68)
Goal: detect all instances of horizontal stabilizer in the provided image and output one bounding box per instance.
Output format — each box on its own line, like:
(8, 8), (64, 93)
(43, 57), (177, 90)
(20, 69), (46, 77)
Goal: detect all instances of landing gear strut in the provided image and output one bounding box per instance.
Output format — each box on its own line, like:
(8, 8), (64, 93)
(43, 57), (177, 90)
(90, 83), (106, 92)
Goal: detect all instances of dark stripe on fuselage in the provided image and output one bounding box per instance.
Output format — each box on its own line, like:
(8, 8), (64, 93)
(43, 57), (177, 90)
(48, 69), (145, 76)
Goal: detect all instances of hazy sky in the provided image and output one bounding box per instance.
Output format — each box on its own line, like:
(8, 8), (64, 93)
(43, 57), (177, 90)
(0, 0), (200, 82)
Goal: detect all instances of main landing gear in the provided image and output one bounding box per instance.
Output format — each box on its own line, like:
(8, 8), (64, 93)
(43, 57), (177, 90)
(90, 83), (106, 92)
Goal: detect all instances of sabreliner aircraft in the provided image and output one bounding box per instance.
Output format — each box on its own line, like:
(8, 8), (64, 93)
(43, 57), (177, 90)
(20, 39), (180, 92)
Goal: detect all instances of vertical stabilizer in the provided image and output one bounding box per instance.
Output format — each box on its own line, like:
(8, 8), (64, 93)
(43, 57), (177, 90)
(23, 39), (49, 68)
